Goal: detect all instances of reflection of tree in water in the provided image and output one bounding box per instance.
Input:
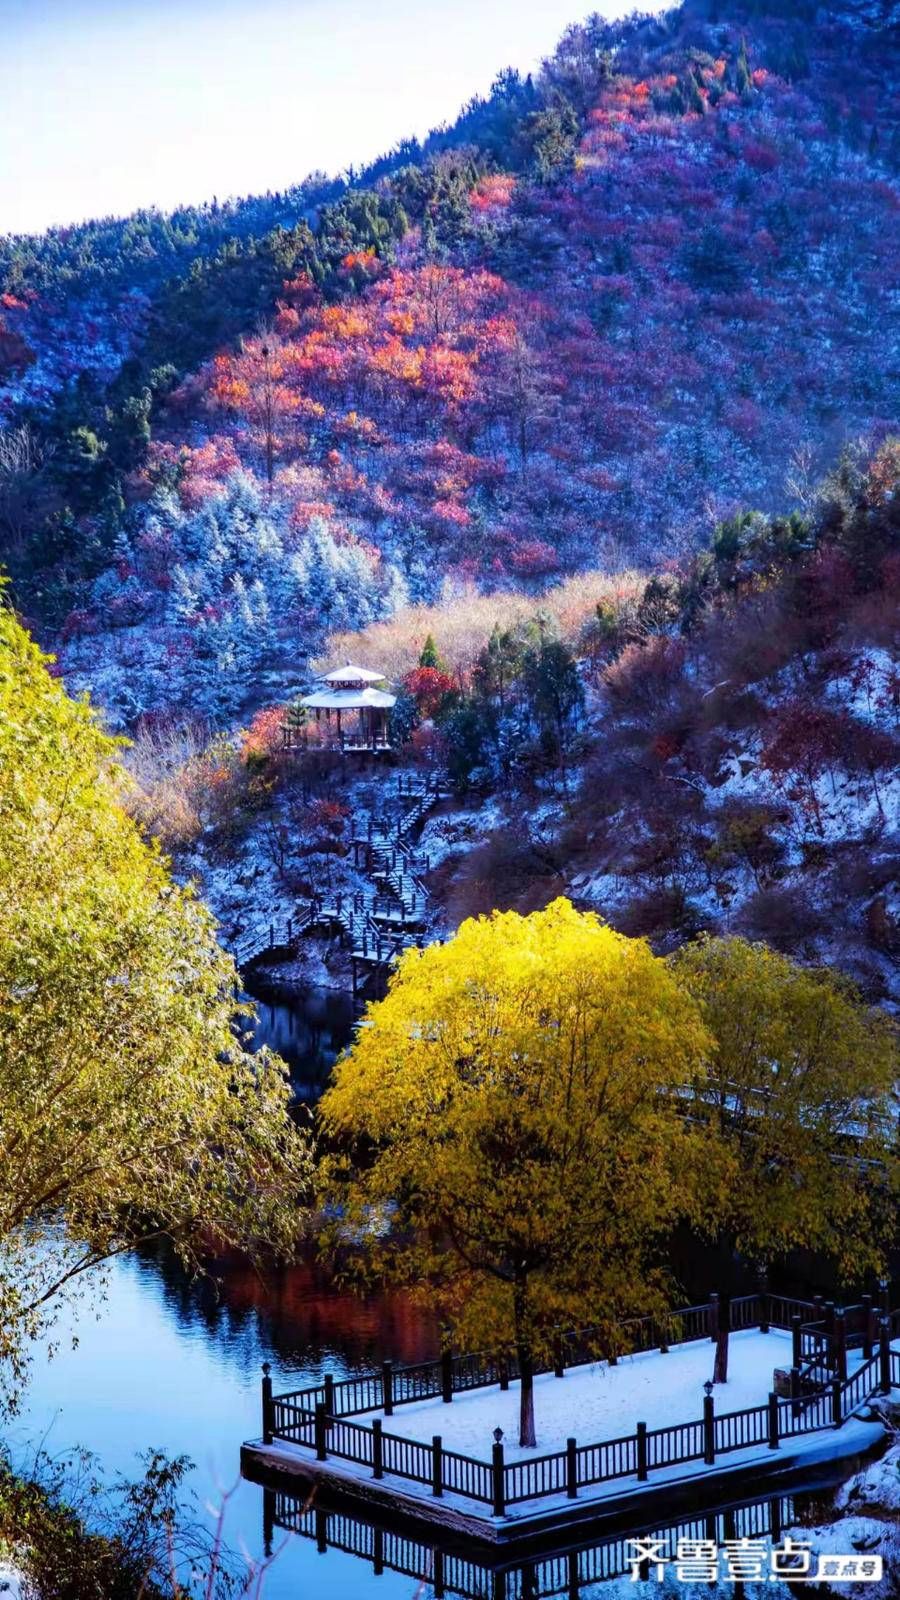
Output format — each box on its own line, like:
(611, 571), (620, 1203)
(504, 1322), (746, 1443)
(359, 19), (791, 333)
(129, 985), (437, 1379)
(136, 1233), (437, 1376)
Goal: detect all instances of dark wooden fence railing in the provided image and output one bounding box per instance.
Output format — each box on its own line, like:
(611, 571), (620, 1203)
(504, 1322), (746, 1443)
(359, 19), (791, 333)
(262, 1288), (898, 1515)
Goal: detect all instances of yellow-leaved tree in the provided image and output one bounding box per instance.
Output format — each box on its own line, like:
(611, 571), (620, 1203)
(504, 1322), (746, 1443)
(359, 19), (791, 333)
(319, 898), (712, 1447)
(0, 603), (310, 1413)
(672, 937), (897, 1325)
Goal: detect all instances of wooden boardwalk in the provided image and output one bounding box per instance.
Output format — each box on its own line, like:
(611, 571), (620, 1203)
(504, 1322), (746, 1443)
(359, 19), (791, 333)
(244, 1289), (900, 1542)
(238, 770), (450, 995)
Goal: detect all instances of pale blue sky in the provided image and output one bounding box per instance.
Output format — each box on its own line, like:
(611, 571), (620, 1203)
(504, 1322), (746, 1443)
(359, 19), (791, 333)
(1, 0), (659, 237)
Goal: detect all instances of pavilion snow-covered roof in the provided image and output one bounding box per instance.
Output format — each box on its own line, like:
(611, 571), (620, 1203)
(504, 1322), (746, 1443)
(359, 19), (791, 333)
(302, 686), (397, 711)
(320, 662), (387, 685)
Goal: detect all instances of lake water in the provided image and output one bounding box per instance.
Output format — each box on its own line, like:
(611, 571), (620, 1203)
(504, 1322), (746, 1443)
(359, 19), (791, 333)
(10, 988), (840, 1598)
(12, 987), (442, 1598)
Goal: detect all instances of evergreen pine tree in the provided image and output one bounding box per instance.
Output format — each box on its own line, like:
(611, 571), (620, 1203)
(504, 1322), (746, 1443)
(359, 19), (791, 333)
(418, 632), (445, 670)
(735, 37), (751, 95)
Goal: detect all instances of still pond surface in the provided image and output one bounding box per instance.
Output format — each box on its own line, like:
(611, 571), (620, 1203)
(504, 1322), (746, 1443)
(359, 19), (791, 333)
(14, 987), (827, 1599)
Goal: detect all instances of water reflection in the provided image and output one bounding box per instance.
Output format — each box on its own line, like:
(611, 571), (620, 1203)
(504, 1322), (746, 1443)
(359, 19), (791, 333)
(245, 981), (358, 1102)
(135, 1235), (438, 1374)
(263, 1482), (827, 1598)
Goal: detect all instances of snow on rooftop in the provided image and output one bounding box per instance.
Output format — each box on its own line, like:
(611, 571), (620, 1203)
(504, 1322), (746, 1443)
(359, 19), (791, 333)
(303, 686), (396, 710)
(367, 1330), (797, 1461)
(320, 662), (387, 684)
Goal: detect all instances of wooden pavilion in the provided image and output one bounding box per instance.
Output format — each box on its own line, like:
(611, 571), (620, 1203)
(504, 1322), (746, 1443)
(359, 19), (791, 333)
(299, 662), (396, 752)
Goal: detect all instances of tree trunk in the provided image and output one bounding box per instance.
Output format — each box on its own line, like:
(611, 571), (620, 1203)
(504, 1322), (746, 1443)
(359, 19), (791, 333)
(514, 1279), (536, 1448)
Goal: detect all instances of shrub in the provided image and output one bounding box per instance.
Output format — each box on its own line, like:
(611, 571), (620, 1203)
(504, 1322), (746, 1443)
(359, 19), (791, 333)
(603, 636), (687, 718)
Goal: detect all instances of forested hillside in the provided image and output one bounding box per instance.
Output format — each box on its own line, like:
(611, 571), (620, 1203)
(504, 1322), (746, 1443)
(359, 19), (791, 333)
(0, 0), (896, 996)
(0, 0), (898, 723)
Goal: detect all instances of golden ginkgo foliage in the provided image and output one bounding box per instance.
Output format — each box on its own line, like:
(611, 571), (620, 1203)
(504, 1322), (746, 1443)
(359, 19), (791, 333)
(672, 936), (898, 1279)
(319, 898), (712, 1447)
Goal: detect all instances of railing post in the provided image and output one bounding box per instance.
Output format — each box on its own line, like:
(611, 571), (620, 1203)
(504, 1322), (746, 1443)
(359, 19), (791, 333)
(382, 1360), (393, 1417)
(862, 1295), (874, 1361)
(824, 1300), (836, 1335)
(790, 1364), (801, 1419)
(703, 1391), (715, 1464)
(433, 1548), (445, 1598)
(758, 1269), (770, 1333)
(566, 1436), (577, 1498)
(767, 1391), (779, 1450)
(636, 1420), (648, 1482)
(432, 1435), (443, 1497)
(441, 1348), (453, 1404)
(554, 1332), (565, 1378)
(879, 1316), (891, 1395)
(709, 1292), (719, 1343)
(835, 1310), (848, 1382)
(499, 1357), (510, 1392)
(831, 1375), (842, 1429)
(791, 1314), (802, 1369)
(658, 1318), (669, 1354)
(261, 1362), (274, 1445)
(492, 1441), (506, 1517)
(315, 1400), (327, 1460)
(324, 1373), (335, 1416)
(372, 1417), (383, 1479)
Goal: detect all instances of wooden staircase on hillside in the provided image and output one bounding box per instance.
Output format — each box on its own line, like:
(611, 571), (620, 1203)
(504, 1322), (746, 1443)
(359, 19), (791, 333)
(238, 770), (450, 995)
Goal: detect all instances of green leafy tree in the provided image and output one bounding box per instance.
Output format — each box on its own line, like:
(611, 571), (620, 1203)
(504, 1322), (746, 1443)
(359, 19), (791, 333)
(0, 602), (309, 1412)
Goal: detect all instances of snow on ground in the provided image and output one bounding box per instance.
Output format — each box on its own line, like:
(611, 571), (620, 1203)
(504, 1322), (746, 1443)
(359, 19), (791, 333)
(798, 1436), (900, 1599)
(0, 1562), (24, 1599)
(418, 797), (506, 871)
(368, 1330), (799, 1460)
